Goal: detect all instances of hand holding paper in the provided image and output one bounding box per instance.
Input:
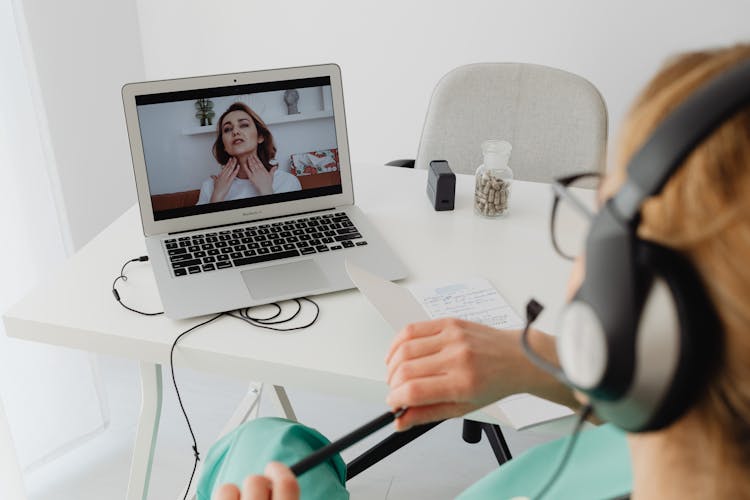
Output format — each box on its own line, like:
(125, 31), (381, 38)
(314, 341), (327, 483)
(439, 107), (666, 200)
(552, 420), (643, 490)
(346, 261), (572, 430)
(385, 316), (543, 431)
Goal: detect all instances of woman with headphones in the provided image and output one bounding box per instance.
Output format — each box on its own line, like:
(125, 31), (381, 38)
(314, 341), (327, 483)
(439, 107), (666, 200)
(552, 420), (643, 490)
(205, 44), (750, 499)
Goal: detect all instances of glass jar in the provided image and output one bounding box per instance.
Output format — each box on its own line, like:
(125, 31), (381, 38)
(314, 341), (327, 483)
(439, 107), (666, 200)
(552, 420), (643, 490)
(474, 140), (514, 218)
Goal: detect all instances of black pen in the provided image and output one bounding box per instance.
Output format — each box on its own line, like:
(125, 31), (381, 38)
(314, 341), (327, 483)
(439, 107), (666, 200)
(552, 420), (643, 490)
(290, 407), (407, 477)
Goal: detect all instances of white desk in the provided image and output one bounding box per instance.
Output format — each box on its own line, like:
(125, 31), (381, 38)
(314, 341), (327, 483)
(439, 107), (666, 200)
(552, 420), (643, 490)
(4, 164), (574, 499)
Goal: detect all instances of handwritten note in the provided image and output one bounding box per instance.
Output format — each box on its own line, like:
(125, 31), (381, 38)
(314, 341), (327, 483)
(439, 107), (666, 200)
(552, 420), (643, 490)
(409, 277), (524, 329)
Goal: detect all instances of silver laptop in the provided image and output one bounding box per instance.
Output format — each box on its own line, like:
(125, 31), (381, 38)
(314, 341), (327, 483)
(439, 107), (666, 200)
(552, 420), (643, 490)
(122, 64), (407, 319)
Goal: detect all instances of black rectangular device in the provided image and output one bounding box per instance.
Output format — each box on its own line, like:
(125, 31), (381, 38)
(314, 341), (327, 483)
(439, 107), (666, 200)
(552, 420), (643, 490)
(426, 160), (456, 211)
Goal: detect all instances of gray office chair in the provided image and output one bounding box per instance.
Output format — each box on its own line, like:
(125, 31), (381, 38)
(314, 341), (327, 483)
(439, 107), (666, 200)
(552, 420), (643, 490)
(388, 62), (608, 181)
(350, 63), (608, 479)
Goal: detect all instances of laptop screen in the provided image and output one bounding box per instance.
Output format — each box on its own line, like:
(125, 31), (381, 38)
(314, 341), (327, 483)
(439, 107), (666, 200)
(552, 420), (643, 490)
(134, 76), (342, 221)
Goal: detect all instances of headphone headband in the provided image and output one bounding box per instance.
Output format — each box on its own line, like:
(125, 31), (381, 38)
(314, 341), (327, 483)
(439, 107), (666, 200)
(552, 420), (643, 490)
(612, 58), (750, 222)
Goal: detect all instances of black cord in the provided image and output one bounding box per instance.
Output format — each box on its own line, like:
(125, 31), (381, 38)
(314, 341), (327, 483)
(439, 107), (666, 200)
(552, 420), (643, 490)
(518, 299), (594, 498)
(112, 255), (321, 498)
(227, 297), (320, 331)
(534, 404), (593, 499)
(169, 312), (225, 500)
(170, 301), (319, 498)
(111, 256), (164, 316)
(520, 298), (571, 386)
(241, 302), (283, 322)
(247, 299), (303, 324)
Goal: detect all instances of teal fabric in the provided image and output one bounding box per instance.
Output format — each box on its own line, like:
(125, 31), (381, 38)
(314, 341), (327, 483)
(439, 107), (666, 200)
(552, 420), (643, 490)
(197, 417), (348, 500)
(457, 423), (632, 500)
(198, 418), (631, 500)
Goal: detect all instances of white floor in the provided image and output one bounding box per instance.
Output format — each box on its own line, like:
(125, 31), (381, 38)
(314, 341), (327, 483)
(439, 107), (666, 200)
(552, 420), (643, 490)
(18, 354), (561, 499)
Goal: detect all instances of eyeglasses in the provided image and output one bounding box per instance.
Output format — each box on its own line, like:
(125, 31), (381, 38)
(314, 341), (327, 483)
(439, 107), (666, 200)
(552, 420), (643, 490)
(550, 172), (602, 260)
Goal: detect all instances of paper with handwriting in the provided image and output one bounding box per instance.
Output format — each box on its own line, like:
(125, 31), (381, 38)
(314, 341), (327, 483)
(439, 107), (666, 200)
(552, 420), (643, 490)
(408, 277), (572, 429)
(408, 278), (524, 330)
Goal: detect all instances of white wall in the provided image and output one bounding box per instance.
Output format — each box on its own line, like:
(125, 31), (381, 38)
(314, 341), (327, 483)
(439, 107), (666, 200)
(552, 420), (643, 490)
(2, 0), (107, 472)
(133, 0), (750, 168)
(17, 0), (145, 249)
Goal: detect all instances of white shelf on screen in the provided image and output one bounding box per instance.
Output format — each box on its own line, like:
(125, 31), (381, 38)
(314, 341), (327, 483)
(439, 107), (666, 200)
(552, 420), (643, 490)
(182, 109), (334, 135)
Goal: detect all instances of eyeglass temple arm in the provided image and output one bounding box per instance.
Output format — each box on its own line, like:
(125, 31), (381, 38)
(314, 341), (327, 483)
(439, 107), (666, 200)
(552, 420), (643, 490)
(551, 183), (596, 219)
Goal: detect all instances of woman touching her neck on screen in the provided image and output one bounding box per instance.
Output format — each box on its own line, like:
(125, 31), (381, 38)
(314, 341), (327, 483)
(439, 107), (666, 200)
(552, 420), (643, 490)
(196, 102), (301, 205)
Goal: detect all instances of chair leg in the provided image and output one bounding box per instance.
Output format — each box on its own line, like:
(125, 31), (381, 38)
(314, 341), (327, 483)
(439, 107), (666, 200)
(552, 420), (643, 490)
(271, 386), (297, 422)
(346, 419), (512, 482)
(481, 422), (512, 465)
(345, 420), (443, 480)
(463, 419), (512, 466)
(462, 419), (483, 444)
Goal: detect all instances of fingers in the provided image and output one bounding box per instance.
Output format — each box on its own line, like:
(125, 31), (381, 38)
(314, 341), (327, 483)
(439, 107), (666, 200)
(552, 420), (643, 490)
(227, 463), (299, 500)
(223, 157), (237, 173)
(388, 351), (448, 390)
(251, 155), (264, 171)
(386, 373), (464, 410)
(213, 483), (241, 500)
(386, 334), (445, 384)
(241, 156), (259, 180)
(242, 156), (276, 195)
(246, 155), (269, 176)
(393, 402), (474, 431)
(219, 158), (239, 181)
(385, 319), (457, 365)
(241, 475), (271, 500)
(264, 462), (300, 500)
(227, 159), (240, 181)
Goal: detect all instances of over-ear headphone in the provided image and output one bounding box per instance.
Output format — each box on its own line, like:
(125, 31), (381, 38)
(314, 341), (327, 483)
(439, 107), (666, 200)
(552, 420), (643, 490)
(556, 58), (750, 432)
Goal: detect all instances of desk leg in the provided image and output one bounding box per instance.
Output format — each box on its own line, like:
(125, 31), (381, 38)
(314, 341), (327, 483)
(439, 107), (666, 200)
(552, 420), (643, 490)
(272, 385), (297, 422)
(217, 382), (263, 440)
(127, 362), (163, 500)
(179, 382), (264, 500)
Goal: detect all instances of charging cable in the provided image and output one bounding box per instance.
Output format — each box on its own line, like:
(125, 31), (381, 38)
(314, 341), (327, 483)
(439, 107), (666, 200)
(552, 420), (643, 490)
(111, 256), (164, 316)
(112, 256), (320, 498)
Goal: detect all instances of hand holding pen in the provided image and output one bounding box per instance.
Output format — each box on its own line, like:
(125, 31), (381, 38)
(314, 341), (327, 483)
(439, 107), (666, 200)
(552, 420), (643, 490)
(213, 408), (408, 500)
(290, 407), (408, 476)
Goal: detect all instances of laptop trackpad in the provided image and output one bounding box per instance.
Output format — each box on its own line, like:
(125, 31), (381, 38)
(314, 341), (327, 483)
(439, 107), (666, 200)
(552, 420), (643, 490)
(241, 259), (330, 300)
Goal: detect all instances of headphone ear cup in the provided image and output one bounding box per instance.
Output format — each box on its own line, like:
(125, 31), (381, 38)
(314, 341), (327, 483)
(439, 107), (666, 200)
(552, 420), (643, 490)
(629, 241), (722, 431)
(557, 300), (609, 391)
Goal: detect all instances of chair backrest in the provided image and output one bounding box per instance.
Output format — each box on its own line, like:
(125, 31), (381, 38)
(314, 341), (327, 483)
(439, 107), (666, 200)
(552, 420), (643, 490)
(416, 63), (608, 182)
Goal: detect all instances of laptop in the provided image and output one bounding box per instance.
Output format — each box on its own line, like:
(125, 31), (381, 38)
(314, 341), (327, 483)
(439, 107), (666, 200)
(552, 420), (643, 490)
(122, 64), (407, 319)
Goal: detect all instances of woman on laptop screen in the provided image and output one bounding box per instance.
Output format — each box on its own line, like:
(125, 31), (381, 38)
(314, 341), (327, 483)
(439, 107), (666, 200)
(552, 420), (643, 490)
(196, 102), (301, 205)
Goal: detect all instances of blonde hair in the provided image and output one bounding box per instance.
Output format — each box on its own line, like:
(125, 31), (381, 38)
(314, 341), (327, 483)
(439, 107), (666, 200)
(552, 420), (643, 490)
(602, 45), (750, 476)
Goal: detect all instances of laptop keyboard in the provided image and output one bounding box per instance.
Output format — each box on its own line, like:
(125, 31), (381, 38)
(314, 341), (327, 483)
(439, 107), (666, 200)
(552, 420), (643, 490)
(163, 212), (368, 277)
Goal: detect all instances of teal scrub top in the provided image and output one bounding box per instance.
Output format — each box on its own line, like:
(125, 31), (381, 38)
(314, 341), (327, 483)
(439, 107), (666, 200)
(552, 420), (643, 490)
(457, 422), (632, 500)
(197, 417), (348, 500)
(198, 417), (631, 500)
